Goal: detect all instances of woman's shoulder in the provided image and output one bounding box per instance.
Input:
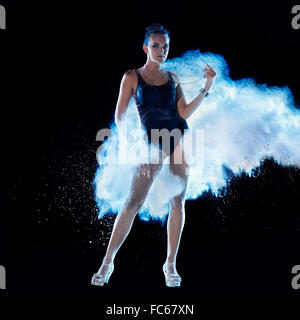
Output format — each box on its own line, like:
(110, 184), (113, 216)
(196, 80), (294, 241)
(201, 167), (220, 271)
(168, 71), (179, 80)
(124, 69), (137, 76)
(168, 71), (180, 87)
(122, 69), (138, 81)
(120, 69), (138, 87)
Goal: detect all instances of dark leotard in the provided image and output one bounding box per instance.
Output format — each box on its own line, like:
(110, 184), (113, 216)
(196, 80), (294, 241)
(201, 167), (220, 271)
(133, 68), (189, 157)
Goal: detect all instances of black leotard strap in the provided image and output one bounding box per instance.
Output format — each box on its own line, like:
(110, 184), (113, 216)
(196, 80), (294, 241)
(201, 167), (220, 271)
(168, 71), (175, 84)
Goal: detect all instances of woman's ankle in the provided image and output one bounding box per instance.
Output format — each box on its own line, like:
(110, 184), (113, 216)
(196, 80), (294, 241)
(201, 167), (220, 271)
(165, 258), (176, 265)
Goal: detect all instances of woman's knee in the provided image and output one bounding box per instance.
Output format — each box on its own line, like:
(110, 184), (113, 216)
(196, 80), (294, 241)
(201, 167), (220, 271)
(169, 195), (185, 212)
(124, 196), (145, 215)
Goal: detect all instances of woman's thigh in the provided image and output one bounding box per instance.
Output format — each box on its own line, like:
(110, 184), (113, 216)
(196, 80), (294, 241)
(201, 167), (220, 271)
(124, 160), (164, 212)
(169, 140), (189, 207)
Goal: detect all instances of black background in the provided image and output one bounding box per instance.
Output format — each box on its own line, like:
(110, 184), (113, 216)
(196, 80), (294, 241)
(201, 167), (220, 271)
(1, 0), (300, 306)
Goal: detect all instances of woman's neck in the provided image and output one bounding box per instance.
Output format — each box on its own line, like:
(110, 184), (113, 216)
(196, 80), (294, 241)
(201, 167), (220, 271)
(142, 60), (164, 74)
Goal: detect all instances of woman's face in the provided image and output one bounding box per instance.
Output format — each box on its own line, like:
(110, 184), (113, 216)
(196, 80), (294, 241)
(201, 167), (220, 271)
(144, 33), (170, 64)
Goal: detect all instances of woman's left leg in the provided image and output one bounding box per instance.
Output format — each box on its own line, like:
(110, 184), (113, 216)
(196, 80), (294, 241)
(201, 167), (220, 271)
(165, 140), (189, 275)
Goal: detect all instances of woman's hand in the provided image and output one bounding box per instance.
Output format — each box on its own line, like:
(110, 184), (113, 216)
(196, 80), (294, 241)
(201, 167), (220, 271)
(140, 162), (151, 178)
(202, 64), (216, 90)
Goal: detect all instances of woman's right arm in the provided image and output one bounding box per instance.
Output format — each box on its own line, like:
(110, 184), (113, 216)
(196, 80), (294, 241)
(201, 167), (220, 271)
(114, 70), (150, 176)
(114, 70), (135, 137)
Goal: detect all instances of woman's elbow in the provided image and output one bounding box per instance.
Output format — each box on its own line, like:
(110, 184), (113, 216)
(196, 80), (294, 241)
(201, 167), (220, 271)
(177, 106), (187, 120)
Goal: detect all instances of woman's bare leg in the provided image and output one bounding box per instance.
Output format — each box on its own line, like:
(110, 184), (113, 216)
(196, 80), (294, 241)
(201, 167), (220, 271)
(165, 141), (189, 274)
(96, 150), (167, 276)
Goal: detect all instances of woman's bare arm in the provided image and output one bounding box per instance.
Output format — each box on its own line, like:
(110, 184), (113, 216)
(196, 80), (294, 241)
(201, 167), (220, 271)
(171, 65), (216, 120)
(114, 70), (135, 136)
(115, 70), (150, 175)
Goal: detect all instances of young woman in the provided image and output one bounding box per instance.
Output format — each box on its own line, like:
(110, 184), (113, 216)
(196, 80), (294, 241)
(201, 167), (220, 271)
(91, 23), (216, 287)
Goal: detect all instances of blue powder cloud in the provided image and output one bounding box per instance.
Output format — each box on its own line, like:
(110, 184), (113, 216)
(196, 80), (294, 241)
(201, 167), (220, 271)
(93, 49), (300, 222)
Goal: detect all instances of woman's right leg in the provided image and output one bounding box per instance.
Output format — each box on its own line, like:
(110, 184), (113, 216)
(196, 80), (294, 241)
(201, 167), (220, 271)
(96, 160), (164, 276)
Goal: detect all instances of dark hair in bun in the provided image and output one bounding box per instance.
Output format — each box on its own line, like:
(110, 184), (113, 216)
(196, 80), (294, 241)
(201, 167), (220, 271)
(143, 23), (170, 46)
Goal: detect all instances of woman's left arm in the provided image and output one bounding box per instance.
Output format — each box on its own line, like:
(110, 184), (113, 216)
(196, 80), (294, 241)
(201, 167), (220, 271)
(174, 64), (216, 120)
